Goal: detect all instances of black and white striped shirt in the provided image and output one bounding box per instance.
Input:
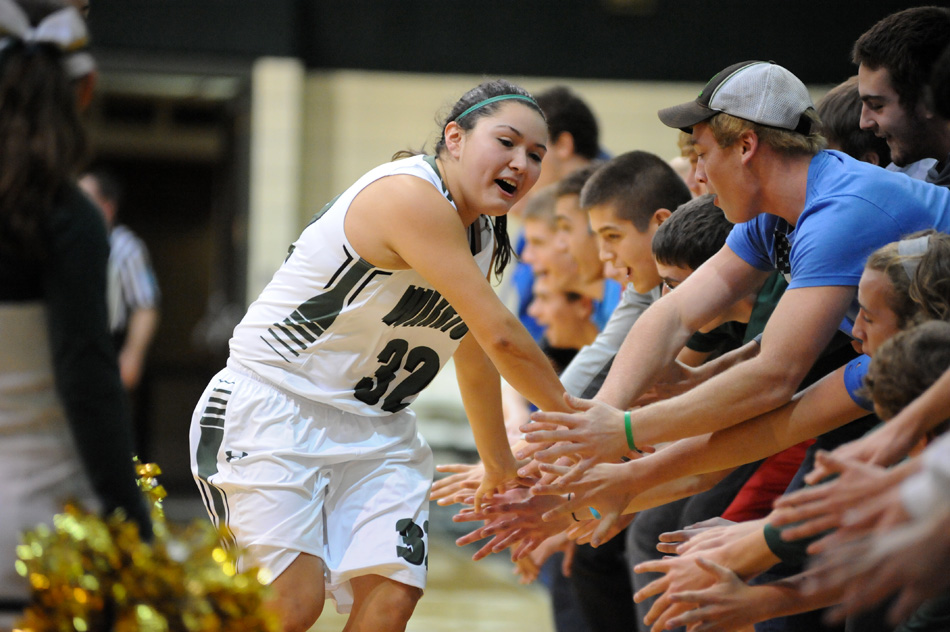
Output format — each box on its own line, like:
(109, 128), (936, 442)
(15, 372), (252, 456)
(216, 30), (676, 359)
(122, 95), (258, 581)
(107, 224), (160, 335)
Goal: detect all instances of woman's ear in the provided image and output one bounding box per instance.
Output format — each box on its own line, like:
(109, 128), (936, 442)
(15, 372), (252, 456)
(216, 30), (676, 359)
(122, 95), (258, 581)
(444, 120), (465, 159)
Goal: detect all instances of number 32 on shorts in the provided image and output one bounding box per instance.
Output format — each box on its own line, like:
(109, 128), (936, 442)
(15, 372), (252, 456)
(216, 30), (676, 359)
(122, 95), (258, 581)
(354, 338), (440, 413)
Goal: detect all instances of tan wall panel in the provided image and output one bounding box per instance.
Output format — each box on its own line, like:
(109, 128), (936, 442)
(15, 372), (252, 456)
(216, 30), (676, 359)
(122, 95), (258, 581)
(299, 69), (830, 225)
(299, 70), (708, 223)
(247, 57), (305, 300)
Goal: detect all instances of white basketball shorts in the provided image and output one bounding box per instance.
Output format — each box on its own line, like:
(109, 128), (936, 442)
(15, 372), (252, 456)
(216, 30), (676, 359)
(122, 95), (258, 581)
(189, 362), (433, 613)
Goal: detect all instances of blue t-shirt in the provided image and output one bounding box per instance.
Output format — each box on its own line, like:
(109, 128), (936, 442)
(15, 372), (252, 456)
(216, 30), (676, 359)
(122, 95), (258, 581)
(591, 278), (622, 331)
(843, 354), (873, 411)
(513, 232), (545, 341)
(726, 151), (950, 335)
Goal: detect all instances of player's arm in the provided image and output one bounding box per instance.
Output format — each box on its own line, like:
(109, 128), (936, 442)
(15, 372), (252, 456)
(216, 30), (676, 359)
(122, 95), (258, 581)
(626, 282), (855, 447)
(453, 332), (522, 506)
(595, 245), (770, 409)
(346, 175), (568, 414)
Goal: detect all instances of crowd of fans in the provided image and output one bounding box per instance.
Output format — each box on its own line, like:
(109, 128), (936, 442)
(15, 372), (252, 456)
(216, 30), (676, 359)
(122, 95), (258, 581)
(435, 7), (950, 632)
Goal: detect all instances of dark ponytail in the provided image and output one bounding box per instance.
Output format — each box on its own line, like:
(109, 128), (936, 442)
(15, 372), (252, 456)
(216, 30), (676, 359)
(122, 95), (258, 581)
(489, 215), (512, 280)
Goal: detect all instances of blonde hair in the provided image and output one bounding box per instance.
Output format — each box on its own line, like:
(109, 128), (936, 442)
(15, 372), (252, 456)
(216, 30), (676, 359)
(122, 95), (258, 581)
(706, 111), (827, 156)
(864, 230), (950, 328)
(910, 233), (950, 322)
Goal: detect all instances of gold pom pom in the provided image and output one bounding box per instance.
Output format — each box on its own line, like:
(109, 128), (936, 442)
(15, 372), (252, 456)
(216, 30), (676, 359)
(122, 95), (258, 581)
(14, 461), (280, 631)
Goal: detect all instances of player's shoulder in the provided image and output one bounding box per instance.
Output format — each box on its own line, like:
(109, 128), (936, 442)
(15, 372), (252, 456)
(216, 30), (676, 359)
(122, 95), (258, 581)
(358, 169), (455, 226)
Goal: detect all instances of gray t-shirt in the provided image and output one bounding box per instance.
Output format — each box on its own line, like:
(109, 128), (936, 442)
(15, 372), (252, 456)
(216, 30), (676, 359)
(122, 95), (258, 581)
(559, 283), (662, 398)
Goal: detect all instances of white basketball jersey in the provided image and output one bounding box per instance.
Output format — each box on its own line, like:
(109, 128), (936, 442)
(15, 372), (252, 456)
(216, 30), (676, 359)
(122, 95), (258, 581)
(229, 155), (494, 416)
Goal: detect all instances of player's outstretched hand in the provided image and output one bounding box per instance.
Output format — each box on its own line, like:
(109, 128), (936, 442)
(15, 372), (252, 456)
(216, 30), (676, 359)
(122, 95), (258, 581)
(431, 462), (483, 506)
(475, 458), (533, 513)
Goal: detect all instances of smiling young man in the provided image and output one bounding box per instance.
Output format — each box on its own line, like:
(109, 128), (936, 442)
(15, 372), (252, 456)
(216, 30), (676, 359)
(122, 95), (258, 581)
(548, 151), (694, 402)
(854, 6), (950, 187)
(541, 152), (692, 402)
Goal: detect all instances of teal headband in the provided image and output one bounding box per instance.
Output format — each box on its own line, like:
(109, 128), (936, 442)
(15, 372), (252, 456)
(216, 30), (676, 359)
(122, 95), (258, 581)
(454, 94), (539, 123)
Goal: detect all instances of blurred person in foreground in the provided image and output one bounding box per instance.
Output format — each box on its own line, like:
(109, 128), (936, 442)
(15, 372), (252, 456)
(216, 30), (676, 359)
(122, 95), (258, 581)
(0, 0), (149, 627)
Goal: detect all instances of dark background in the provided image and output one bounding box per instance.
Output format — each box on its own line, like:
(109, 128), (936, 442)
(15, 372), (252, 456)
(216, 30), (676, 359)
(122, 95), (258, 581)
(87, 0), (925, 84)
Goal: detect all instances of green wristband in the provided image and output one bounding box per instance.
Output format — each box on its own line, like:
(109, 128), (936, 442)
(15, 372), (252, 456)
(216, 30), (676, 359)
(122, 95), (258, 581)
(624, 410), (642, 454)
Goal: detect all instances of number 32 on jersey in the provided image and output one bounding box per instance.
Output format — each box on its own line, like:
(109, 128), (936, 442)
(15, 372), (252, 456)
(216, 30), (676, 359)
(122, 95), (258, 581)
(354, 338), (440, 413)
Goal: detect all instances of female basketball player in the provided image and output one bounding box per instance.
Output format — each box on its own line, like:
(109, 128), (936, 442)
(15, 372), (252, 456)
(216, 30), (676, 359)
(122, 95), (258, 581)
(189, 80), (569, 631)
